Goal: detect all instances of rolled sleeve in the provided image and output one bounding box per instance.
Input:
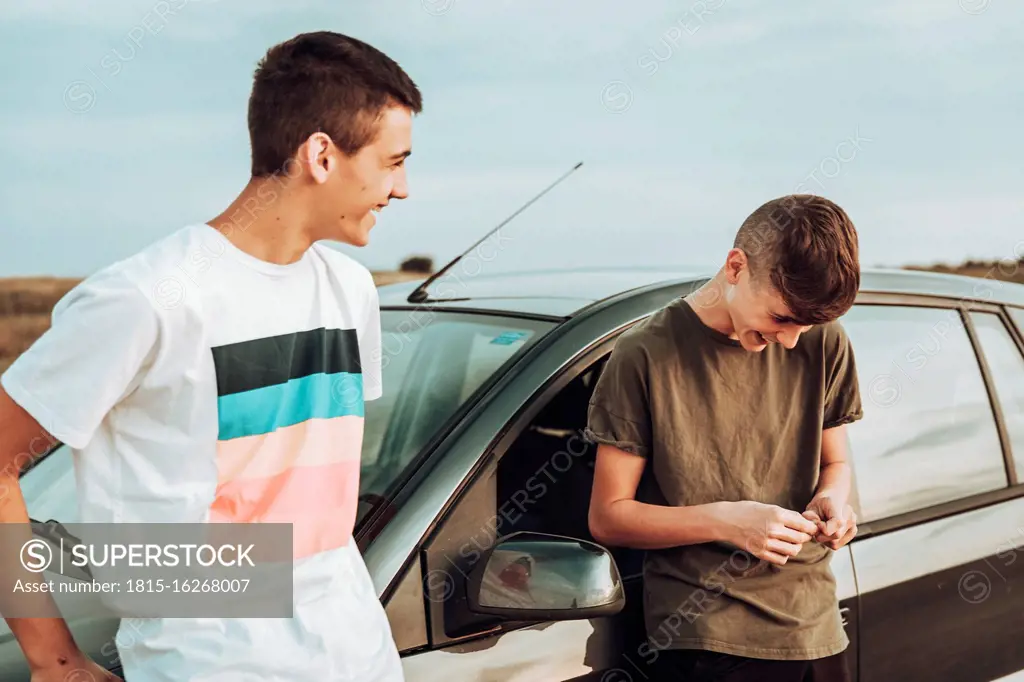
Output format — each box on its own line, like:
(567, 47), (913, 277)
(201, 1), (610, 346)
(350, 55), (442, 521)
(822, 321), (864, 430)
(583, 336), (653, 457)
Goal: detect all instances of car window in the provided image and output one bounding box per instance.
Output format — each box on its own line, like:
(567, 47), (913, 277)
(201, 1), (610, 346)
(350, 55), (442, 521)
(19, 311), (556, 533)
(840, 305), (1007, 522)
(970, 312), (1024, 480)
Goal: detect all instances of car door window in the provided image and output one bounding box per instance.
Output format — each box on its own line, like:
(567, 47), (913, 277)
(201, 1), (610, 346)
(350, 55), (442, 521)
(970, 312), (1024, 480)
(840, 305), (1006, 521)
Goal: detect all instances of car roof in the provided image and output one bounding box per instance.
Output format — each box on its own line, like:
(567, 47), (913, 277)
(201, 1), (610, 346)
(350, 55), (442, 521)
(378, 265), (1024, 318)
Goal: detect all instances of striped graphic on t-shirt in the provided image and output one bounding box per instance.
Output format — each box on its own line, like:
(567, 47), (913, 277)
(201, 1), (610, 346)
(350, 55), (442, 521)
(209, 327), (364, 559)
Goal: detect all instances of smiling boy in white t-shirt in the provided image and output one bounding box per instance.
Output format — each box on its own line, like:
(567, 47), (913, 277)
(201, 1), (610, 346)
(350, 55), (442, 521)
(0, 31), (422, 682)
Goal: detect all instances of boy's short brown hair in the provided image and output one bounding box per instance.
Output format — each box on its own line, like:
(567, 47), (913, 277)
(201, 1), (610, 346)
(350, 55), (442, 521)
(248, 31), (423, 177)
(734, 194), (860, 325)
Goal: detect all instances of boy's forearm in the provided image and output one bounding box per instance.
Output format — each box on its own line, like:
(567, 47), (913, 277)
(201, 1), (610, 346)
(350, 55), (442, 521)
(0, 473), (80, 670)
(813, 462), (852, 508)
(7, 618), (80, 670)
(590, 498), (732, 550)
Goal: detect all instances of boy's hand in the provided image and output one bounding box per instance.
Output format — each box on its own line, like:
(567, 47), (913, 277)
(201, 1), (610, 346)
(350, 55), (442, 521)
(717, 501), (819, 566)
(803, 495), (858, 550)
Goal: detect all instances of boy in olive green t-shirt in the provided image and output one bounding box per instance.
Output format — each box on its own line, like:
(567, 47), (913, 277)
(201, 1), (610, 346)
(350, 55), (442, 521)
(586, 194), (863, 682)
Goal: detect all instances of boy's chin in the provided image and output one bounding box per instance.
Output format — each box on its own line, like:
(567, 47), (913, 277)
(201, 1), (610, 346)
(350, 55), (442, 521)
(337, 231), (370, 247)
(353, 213), (376, 244)
(739, 332), (769, 352)
(327, 217), (372, 246)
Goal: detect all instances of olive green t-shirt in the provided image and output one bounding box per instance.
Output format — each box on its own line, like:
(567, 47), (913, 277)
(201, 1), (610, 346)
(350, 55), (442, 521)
(584, 295), (863, 661)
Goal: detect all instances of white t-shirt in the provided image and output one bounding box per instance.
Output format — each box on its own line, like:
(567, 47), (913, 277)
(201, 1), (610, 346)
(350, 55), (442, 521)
(2, 224), (403, 681)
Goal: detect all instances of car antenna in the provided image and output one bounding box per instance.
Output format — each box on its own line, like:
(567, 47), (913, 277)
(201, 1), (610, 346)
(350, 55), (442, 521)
(406, 161), (584, 304)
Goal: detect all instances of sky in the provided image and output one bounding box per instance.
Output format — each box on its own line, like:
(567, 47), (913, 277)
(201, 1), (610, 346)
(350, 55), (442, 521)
(1, 0), (1022, 278)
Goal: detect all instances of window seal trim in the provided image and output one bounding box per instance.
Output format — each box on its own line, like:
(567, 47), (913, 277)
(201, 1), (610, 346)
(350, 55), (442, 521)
(854, 291), (1003, 312)
(857, 483), (1024, 540)
(1002, 305), (1024, 355)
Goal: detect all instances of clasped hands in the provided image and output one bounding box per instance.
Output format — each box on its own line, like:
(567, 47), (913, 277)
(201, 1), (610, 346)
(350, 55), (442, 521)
(726, 495), (858, 567)
(802, 494), (858, 551)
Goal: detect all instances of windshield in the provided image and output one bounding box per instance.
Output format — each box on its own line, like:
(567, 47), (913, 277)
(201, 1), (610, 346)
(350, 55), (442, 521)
(357, 309), (554, 527)
(21, 310), (556, 532)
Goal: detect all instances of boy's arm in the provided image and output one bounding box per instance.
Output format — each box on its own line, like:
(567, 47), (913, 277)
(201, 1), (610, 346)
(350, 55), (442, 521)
(584, 336), (816, 565)
(0, 275), (158, 680)
(805, 321), (864, 549)
(588, 443), (726, 550)
(804, 425), (859, 550)
(811, 424), (853, 510)
(589, 443), (818, 565)
(0, 386), (89, 675)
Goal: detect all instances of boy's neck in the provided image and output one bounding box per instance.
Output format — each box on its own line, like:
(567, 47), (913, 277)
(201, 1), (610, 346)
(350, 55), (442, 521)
(684, 270), (739, 339)
(207, 178), (316, 266)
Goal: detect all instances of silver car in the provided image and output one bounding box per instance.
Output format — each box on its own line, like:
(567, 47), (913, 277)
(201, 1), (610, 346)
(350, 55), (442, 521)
(5, 265), (1024, 681)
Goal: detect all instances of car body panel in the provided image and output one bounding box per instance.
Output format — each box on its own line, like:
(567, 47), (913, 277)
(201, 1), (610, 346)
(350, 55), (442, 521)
(401, 620), (606, 681)
(853, 474), (1024, 681)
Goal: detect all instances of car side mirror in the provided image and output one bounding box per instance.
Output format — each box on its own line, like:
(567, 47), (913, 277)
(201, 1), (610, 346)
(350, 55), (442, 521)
(467, 531), (625, 621)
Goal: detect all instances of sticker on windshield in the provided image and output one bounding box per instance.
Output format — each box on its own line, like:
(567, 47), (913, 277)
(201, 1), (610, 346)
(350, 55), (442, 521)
(490, 331), (529, 345)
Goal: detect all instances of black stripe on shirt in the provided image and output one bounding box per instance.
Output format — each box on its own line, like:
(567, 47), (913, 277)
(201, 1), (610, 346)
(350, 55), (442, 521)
(211, 327), (361, 397)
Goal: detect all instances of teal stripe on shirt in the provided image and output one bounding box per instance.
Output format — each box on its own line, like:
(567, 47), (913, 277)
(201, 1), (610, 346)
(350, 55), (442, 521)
(217, 371), (364, 441)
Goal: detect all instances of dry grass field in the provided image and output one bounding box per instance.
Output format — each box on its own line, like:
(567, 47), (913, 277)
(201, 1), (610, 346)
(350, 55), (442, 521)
(0, 278), (82, 375)
(904, 261), (1024, 284)
(1, 260), (1021, 375)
